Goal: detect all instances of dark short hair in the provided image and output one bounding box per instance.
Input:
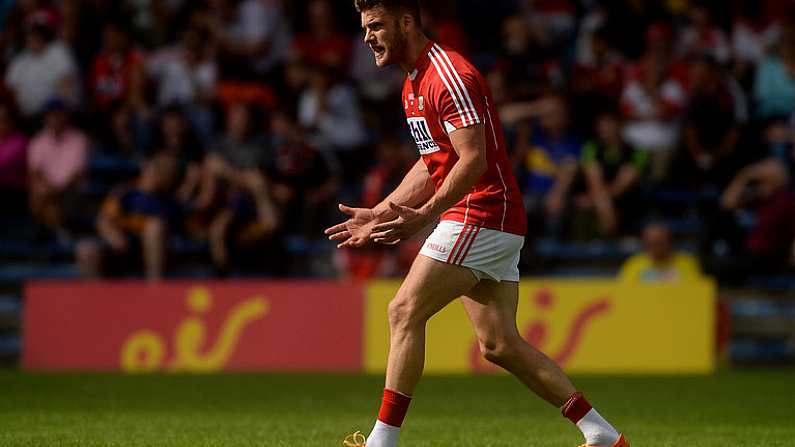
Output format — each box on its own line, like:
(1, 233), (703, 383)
(354, 0), (421, 22)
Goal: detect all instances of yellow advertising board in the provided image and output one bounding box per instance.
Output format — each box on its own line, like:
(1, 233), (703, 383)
(365, 280), (715, 374)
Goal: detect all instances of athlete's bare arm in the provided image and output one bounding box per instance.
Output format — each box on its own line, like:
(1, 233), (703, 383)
(373, 159), (436, 221)
(325, 159), (434, 249)
(370, 124), (488, 244)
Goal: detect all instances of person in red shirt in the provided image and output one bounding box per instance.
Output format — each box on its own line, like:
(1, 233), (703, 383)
(327, 2), (628, 447)
(291, 0), (351, 70)
(704, 159), (795, 283)
(89, 20), (144, 112)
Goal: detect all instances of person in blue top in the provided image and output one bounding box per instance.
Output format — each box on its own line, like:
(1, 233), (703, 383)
(754, 31), (795, 120)
(518, 93), (582, 237)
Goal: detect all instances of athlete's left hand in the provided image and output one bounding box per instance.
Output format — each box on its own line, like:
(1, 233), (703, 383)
(370, 202), (434, 245)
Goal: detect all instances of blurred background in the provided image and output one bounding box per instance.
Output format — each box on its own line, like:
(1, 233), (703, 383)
(1, 0), (795, 370)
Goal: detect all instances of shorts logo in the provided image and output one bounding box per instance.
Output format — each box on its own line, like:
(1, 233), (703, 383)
(425, 242), (447, 253)
(407, 117), (440, 155)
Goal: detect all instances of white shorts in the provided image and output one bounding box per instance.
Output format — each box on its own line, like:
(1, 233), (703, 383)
(419, 220), (525, 282)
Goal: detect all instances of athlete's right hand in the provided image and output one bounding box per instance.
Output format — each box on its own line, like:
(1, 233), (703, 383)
(325, 204), (379, 249)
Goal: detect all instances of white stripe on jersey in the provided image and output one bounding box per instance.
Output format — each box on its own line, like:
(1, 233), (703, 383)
(429, 46), (477, 126)
(486, 102), (508, 232)
(463, 192), (472, 225)
(432, 44), (480, 125)
(428, 54), (470, 127)
(429, 45), (478, 126)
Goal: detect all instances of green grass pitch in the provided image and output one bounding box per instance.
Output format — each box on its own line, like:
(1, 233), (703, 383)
(0, 370), (793, 446)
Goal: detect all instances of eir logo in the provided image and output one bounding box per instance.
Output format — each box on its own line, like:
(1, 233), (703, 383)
(407, 117), (440, 155)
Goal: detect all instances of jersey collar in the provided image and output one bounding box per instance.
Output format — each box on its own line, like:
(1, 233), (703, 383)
(408, 40), (435, 81)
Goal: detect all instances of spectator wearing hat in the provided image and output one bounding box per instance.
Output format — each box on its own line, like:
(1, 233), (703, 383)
(27, 99), (88, 238)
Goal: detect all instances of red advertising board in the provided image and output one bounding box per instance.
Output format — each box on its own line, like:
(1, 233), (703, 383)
(23, 281), (363, 372)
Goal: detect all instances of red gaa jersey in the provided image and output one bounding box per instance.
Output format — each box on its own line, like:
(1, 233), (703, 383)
(403, 41), (526, 236)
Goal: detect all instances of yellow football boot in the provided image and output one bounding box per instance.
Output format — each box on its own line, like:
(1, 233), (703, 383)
(343, 431), (366, 446)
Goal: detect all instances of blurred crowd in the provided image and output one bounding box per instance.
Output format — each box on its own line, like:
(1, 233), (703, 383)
(0, 0), (794, 283)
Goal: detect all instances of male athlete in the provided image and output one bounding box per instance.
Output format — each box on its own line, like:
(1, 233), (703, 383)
(325, 1), (629, 446)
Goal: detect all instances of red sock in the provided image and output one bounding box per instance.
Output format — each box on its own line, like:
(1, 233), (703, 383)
(561, 392), (592, 424)
(377, 389), (412, 428)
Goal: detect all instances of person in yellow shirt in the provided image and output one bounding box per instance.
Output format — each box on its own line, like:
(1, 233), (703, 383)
(619, 223), (702, 283)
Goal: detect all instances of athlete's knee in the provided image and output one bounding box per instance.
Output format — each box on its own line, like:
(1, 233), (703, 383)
(479, 332), (522, 365)
(387, 294), (425, 333)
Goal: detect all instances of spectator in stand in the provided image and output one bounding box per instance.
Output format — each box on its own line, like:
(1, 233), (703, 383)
(677, 3), (731, 65)
(198, 101), (267, 213)
(571, 26), (626, 132)
(96, 101), (150, 158)
(146, 25), (218, 143)
(206, 0), (291, 79)
(769, 123), (795, 168)
(703, 159), (795, 283)
(732, 0), (782, 86)
(291, 0), (351, 71)
(762, 116), (795, 180)
(573, 26), (625, 100)
(76, 153), (181, 281)
(576, 110), (647, 237)
(677, 55), (746, 188)
(0, 101), (28, 212)
(206, 137), (280, 276)
(298, 64), (367, 185)
(122, 0), (187, 48)
(754, 28), (795, 120)
(0, 0), (60, 56)
(349, 37), (404, 131)
(151, 105), (204, 204)
(517, 93), (582, 237)
(619, 223), (702, 283)
(89, 19), (144, 114)
(27, 99), (87, 239)
(266, 111), (338, 239)
(494, 14), (563, 102)
(574, 3), (608, 69)
(4, 19), (79, 120)
(518, 0), (577, 54)
(620, 24), (688, 182)
(208, 182), (280, 276)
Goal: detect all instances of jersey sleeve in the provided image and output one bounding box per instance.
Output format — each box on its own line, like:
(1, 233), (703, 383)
(431, 66), (485, 133)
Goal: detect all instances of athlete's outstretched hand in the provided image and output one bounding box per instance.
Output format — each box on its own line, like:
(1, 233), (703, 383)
(370, 202), (433, 245)
(325, 204), (379, 249)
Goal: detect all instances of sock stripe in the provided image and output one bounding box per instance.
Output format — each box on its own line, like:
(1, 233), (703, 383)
(561, 391), (592, 424)
(377, 388), (412, 428)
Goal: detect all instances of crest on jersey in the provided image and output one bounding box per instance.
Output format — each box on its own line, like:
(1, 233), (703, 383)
(418, 96), (425, 111)
(407, 117), (440, 155)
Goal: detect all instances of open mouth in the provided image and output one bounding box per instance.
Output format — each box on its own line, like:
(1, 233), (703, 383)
(371, 45), (385, 58)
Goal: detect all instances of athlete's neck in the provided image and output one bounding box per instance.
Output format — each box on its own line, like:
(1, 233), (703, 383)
(399, 33), (430, 74)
